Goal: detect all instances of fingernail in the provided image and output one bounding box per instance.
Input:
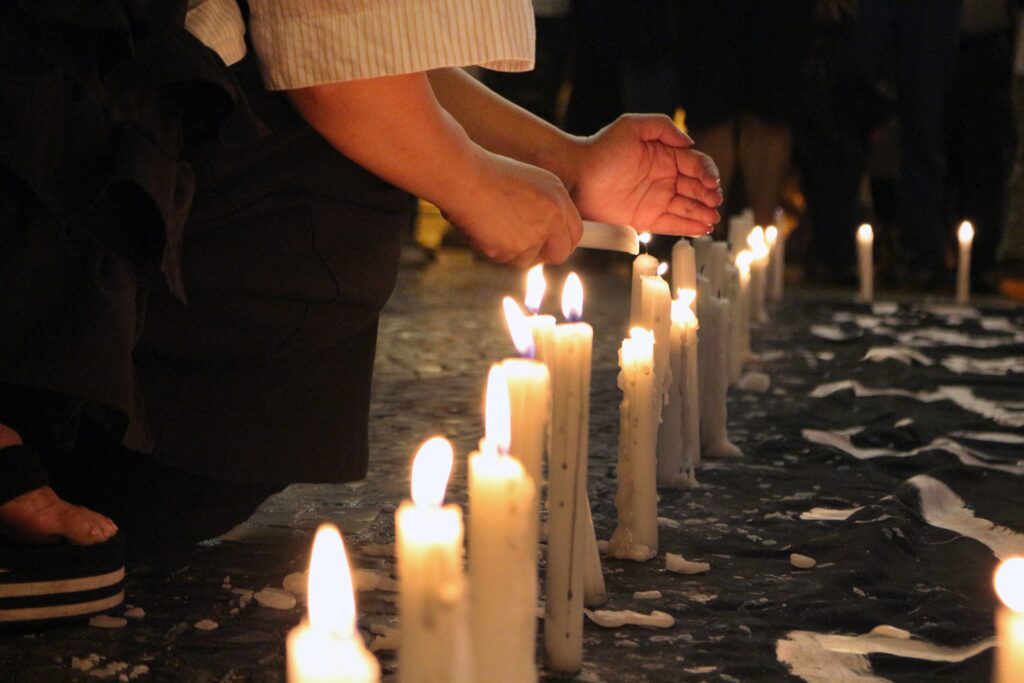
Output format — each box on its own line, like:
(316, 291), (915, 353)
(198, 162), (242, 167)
(90, 527), (103, 537)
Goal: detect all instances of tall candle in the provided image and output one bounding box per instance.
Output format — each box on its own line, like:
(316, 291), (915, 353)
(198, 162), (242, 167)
(692, 235), (713, 286)
(525, 265), (556, 363)
(608, 327), (659, 561)
(995, 557), (1024, 683)
(639, 269), (673, 410)
(469, 367), (537, 683)
(287, 525), (380, 683)
(671, 239), (696, 295)
(707, 242), (729, 296)
(746, 227), (769, 323)
(697, 279), (742, 460)
(656, 292), (700, 489)
(765, 225), (784, 302)
(630, 234), (658, 327)
(857, 223), (874, 302)
(545, 274), (603, 672)
(956, 221), (974, 306)
(727, 215), (753, 255)
(397, 438), (470, 683)
(729, 251), (753, 384)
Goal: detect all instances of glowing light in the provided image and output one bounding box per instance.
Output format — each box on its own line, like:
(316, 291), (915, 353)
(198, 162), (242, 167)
(502, 296), (535, 358)
(484, 364), (511, 453)
(628, 326), (655, 348)
(996, 557), (1024, 613)
(562, 273), (584, 322)
(677, 288), (696, 310)
(735, 250), (754, 276)
(657, 262), (669, 277)
(765, 225), (778, 247)
(958, 221), (975, 244)
(638, 232), (652, 246)
(307, 525), (356, 637)
(525, 264), (546, 313)
(671, 298), (697, 328)
(410, 437), (453, 507)
(857, 223), (873, 242)
(747, 226), (769, 259)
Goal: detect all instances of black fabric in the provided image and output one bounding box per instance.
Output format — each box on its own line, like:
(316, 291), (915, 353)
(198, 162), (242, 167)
(0, 446), (49, 508)
(133, 53), (409, 485)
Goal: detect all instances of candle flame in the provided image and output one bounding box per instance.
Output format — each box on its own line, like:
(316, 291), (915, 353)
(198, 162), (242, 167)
(411, 436), (453, 507)
(657, 262), (669, 277)
(671, 298), (697, 327)
(958, 220), (975, 244)
(525, 264), (546, 313)
(857, 223), (873, 242)
(677, 288), (697, 310)
(628, 326), (655, 350)
(307, 524), (356, 637)
(484, 364), (511, 453)
(562, 272), (584, 322)
(638, 232), (652, 246)
(995, 557), (1024, 612)
(747, 226), (769, 259)
(735, 250), (754, 276)
(765, 225), (778, 247)
(502, 296), (535, 358)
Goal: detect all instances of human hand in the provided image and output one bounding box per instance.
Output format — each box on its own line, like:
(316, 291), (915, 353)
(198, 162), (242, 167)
(568, 114), (722, 236)
(442, 150), (583, 267)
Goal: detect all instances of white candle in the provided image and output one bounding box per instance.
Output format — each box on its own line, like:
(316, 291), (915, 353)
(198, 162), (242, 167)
(727, 215), (752, 255)
(707, 242), (729, 297)
(524, 265), (556, 363)
(397, 439), (470, 683)
(671, 239), (696, 295)
(656, 291), (700, 489)
(469, 366), (537, 683)
(727, 253), (752, 385)
(697, 279), (742, 460)
(765, 225), (784, 302)
(608, 327), (659, 561)
(639, 268), (673, 410)
(956, 220), (974, 306)
(746, 227), (769, 323)
(630, 234), (659, 327)
(996, 558), (1024, 683)
(857, 223), (874, 302)
(544, 274), (603, 672)
(692, 235), (713, 282)
(287, 526), (380, 683)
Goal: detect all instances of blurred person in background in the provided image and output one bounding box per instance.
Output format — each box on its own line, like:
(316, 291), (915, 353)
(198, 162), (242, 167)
(998, 0), (1024, 299)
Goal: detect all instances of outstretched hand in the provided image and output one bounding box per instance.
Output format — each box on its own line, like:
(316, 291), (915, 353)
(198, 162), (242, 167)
(569, 114), (723, 236)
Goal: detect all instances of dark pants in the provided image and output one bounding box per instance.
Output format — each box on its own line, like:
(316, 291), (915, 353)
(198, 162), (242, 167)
(800, 0), (963, 274)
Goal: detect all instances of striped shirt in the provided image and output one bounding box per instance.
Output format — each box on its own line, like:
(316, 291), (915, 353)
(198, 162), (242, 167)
(185, 0), (535, 90)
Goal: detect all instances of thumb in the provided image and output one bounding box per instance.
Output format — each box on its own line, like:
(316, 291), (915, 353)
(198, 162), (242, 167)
(632, 114), (694, 148)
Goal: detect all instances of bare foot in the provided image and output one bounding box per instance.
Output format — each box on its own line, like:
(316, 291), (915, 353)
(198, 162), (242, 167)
(0, 486), (118, 545)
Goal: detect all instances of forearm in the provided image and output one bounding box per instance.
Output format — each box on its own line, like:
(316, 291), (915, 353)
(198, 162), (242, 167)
(286, 72), (482, 212)
(427, 67), (584, 191)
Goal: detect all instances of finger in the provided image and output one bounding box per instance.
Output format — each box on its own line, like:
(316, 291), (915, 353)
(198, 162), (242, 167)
(674, 148), (721, 188)
(675, 175), (724, 208)
(643, 213), (716, 237)
(510, 244), (544, 270)
(566, 204), (584, 246)
(538, 225), (574, 265)
(629, 114), (694, 148)
(669, 195), (721, 226)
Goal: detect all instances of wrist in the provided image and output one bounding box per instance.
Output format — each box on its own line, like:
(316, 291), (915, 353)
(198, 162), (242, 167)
(528, 130), (588, 197)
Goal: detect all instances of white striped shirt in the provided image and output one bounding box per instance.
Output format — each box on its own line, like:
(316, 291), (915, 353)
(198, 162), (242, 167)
(185, 0), (535, 91)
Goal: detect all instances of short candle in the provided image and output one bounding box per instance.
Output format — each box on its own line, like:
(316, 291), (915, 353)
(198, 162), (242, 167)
(857, 223), (874, 302)
(994, 557), (1024, 683)
(956, 220), (974, 306)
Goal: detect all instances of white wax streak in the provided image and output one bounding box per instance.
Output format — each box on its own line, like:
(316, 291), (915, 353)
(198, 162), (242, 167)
(941, 355), (1024, 375)
(862, 347), (934, 366)
(809, 325), (861, 342)
(980, 317), (1023, 333)
(800, 507), (864, 521)
(871, 302), (899, 315)
(777, 628), (995, 683)
(951, 431), (1024, 444)
(665, 553), (710, 575)
(584, 609), (674, 629)
(810, 379), (1024, 428)
(925, 304), (980, 319)
(908, 475), (1024, 560)
(895, 327), (1024, 349)
(802, 428), (1024, 475)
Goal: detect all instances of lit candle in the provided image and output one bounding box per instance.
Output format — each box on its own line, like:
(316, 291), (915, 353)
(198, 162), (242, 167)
(656, 291), (700, 489)
(729, 251), (753, 384)
(746, 227), (769, 323)
(608, 327), (659, 561)
(469, 366), (537, 683)
(397, 438), (470, 683)
(857, 223), (874, 302)
(671, 239), (696, 295)
(957, 220), (974, 306)
(630, 233), (659, 327)
(545, 274), (605, 673)
(287, 525), (380, 683)
(697, 278), (742, 460)
(727, 215), (753, 255)
(525, 265), (556, 363)
(707, 242), (729, 296)
(765, 225), (784, 302)
(692, 235), (713, 279)
(639, 265), (673, 410)
(995, 557), (1024, 683)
